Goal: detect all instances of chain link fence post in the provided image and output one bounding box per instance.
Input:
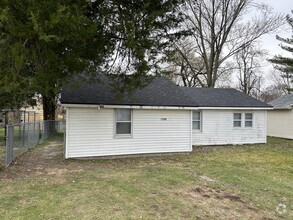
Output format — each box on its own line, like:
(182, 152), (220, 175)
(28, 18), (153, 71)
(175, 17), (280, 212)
(4, 120), (65, 168)
(5, 125), (14, 167)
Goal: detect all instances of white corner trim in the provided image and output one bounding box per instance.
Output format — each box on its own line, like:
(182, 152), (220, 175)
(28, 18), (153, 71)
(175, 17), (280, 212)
(264, 110), (267, 143)
(190, 110), (192, 152)
(65, 107), (69, 159)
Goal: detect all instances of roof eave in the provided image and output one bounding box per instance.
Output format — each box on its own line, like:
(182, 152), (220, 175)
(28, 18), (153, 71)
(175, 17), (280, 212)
(61, 103), (272, 110)
(272, 106), (292, 110)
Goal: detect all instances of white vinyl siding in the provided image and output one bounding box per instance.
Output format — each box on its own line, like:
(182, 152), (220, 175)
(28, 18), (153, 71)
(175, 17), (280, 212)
(193, 110), (267, 145)
(66, 108), (191, 158)
(267, 109), (293, 139)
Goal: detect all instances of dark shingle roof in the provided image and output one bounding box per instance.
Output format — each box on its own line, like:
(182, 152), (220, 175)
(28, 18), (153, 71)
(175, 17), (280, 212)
(61, 76), (271, 108)
(181, 87), (271, 107)
(269, 94), (293, 109)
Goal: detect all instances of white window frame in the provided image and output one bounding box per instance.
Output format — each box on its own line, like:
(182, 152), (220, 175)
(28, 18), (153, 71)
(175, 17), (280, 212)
(192, 111), (202, 131)
(233, 112), (254, 128)
(233, 113), (242, 128)
(244, 113), (253, 128)
(115, 109), (133, 137)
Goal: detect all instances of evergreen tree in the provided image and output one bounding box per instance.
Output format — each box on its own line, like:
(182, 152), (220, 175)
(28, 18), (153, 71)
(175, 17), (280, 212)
(269, 11), (293, 93)
(0, 0), (184, 119)
(0, 0), (109, 118)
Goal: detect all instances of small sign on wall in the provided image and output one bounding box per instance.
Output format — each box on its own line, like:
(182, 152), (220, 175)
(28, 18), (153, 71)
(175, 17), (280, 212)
(161, 118), (167, 121)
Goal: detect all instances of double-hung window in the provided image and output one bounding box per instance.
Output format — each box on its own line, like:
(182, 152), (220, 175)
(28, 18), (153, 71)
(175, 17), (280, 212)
(116, 109), (132, 135)
(233, 113), (253, 128)
(233, 113), (242, 127)
(245, 113), (253, 127)
(192, 111), (201, 130)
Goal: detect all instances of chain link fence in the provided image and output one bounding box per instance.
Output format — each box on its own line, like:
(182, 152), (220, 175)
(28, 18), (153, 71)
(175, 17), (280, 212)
(0, 127), (5, 169)
(2, 120), (65, 168)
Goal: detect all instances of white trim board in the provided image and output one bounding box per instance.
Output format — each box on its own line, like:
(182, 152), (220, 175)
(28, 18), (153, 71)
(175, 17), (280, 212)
(62, 104), (272, 110)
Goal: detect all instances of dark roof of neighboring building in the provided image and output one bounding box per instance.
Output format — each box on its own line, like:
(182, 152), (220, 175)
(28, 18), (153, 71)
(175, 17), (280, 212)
(268, 94), (293, 109)
(61, 76), (271, 108)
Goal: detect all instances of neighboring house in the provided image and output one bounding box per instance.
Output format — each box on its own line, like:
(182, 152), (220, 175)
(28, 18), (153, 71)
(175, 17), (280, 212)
(267, 94), (293, 139)
(0, 110), (21, 127)
(0, 112), (5, 127)
(21, 99), (65, 122)
(21, 98), (44, 122)
(61, 76), (271, 159)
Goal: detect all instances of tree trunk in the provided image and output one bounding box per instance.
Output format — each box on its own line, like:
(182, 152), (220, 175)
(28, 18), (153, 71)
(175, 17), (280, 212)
(206, 68), (213, 87)
(42, 95), (56, 120)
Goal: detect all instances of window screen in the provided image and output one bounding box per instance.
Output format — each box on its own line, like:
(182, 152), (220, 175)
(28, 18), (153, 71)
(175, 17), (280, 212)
(192, 111), (201, 130)
(233, 113), (242, 127)
(116, 109), (132, 135)
(245, 113), (253, 127)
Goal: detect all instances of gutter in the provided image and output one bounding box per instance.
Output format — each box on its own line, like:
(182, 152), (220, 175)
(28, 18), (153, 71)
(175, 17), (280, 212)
(62, 103), (272, 110)
(272, 106), (292, 110)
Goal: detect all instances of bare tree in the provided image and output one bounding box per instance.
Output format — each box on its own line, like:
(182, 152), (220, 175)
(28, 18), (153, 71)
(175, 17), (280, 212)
(234, 43), (266, 97)
(167, 39), (233, 87)
(269, 69), (293, 95)
(178, 0), (284, 87)
(215, 66), (233, 88)
(259, 84), (285, 103)
(166, 40), (206, 87)
(258, 69), (292, 103)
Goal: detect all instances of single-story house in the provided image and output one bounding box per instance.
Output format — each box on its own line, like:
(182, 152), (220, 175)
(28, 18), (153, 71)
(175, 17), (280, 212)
(60, 76), (271, 158)
(0, 109), (21, 127)
(267, 94), (293, 139)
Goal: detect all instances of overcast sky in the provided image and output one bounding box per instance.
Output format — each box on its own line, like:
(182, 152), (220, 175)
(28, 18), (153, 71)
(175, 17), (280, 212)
(232, 0), (293, 88)
(259, 0), (293, 58)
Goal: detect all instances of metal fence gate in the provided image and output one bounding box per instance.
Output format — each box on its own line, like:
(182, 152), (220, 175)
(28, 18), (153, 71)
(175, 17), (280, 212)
(4, 120), (65, 168)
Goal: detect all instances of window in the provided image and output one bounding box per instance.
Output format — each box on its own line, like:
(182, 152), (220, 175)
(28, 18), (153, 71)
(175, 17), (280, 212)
(192, 111), (201, 130)
(245, 113), (253, 127)
(233, 112), (253, 128)
(116, 109), (132, 135)
(233, 113), (242, 127)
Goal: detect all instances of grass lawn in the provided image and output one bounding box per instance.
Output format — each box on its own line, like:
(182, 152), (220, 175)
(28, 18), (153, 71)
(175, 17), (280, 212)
(0, 127), (5, 146)
(0, 135), (292, 219)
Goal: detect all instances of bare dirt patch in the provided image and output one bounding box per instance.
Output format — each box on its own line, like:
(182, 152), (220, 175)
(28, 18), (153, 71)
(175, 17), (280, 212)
(0, 136), (79, 180)
(180, 186), (267, 219)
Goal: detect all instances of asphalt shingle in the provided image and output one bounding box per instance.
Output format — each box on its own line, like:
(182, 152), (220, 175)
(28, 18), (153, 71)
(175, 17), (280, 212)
(269, 94), (293, 108)
(61, 76), (271, 108)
